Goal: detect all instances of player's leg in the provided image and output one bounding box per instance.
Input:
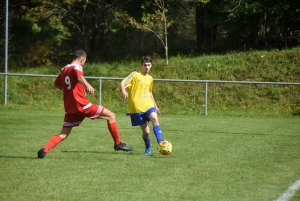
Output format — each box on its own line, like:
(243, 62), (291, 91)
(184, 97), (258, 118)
(37, 127), (72, 158)
(148, 112), (163, 144)
(140, 123), (152, 155)
(44, 127), (72, 151)
(37, 113), (82, 159)
(94, 106), (133, 151)
(129, 113), (151, 155)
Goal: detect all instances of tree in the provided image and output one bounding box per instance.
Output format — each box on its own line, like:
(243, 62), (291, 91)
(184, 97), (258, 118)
(114, 0), (180, 65)
(195, 0), (243, 52)
(195, 0), (300, 52)
(0, 1), (5, 70)
(20, 0), (136, 56)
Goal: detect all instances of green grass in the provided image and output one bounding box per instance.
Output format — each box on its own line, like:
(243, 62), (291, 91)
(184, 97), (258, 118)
(1, 106), (300, 201)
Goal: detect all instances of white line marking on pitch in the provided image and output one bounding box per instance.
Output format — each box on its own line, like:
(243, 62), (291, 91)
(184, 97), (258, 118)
(274, 177), (300, 201)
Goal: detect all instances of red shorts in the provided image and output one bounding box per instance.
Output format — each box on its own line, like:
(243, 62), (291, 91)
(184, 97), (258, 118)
(63, 104), (104, 127)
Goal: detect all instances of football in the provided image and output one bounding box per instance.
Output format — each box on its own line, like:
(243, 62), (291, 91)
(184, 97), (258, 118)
(157, 140), (172, 155)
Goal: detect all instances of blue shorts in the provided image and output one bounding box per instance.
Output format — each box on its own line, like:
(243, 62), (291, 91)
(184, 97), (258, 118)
(127, 107), (156, 126)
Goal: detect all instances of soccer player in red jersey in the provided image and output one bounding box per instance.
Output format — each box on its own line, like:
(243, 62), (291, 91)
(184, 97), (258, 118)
(37, 50), (133, 158)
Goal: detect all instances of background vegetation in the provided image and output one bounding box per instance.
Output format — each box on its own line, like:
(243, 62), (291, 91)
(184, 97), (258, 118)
(1, 0), (300, 68)
(0, 47), (299, 116)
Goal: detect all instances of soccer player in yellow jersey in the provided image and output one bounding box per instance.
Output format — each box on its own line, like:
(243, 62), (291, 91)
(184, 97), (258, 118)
(120, 56), (164, 155)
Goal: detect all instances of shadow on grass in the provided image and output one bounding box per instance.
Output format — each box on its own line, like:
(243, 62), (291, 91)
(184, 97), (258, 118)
(61, 150), (169, 158)
(0, 150), (135, 159)
(0, 155), (36, 159)
(61, 150), (135, 155)
(0, 155), (85, 159)
(165, 129), (300, 137)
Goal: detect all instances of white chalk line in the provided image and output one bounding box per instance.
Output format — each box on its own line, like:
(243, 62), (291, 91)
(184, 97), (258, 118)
(274, 177), (300, 201)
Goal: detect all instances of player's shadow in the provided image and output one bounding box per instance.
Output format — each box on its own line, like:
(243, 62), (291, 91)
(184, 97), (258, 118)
(165, 129), (298, 137)
(0, 155), (36, 159)
(0, 155), (72, 159)
(61, 150), (135, 155)
(0, 150), (134, 160)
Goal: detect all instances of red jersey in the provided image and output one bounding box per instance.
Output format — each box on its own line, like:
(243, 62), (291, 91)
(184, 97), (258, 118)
(54, 64), (91, 114)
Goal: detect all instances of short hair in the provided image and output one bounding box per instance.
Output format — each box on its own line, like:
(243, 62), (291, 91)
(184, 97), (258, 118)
(73, 50), (87, 60)
(141, 56), (152, 64)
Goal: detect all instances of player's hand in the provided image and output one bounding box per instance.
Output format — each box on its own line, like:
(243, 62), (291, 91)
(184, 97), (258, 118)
(155, 106), (160, 114)
(86, 85), (95, 94)
(122, 90), (128, 99)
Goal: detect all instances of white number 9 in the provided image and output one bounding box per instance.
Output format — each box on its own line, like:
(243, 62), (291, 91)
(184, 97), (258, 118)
(65, 76), (71, 90)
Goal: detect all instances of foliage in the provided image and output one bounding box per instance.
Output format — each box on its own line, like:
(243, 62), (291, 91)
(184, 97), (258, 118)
(113, 0), (210, 65)
(113, 0), (177, 65)
(0, 3), (5, 72)
(0, 47), (299, 116)
(195, 0), (300, 51)
(1, 0), (300, 68)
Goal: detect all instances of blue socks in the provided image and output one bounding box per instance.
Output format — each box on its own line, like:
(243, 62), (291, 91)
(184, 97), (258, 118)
(153, 125), (163, 143)
(142, 125), (163, 148)
(143, 137), (151, 149)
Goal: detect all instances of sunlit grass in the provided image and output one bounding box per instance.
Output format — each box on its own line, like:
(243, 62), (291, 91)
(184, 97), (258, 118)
(0, 107), (300, 201)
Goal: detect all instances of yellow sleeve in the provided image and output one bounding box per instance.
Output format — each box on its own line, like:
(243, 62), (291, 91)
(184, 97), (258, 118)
(121, 71), (137, 88)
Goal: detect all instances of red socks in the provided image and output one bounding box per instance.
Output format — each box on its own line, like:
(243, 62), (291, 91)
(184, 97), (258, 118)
(44, 135), (63, 153)
(107, 122), (121, 145)
(43, 123), (120, 153)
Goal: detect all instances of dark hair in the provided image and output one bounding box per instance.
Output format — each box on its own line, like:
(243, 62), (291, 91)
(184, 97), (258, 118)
(73, 50), (87, 60)
(141, 56), (152, 64)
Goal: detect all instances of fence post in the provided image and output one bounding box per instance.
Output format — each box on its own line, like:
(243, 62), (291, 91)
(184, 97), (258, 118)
(4, 0), (9, 105)
(204, 82), (208, 115)
(99, 79), (102, 105)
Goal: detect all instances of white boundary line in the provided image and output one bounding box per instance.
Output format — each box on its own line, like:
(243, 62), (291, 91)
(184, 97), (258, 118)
(274, 177), (300, 201)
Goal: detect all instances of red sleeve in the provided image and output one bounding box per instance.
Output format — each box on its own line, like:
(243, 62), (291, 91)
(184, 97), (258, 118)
(54, 73), (62, 86)
(74, 66), (83, 77)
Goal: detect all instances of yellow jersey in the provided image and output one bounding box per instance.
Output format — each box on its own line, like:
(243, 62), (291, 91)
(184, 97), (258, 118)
(121, 71), (154, 114)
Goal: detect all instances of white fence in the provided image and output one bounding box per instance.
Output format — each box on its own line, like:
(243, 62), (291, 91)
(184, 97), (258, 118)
(1, 72), (300, 115)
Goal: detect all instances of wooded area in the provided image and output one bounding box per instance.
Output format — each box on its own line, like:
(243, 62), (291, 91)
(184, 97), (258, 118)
(1, 0), (300, 68)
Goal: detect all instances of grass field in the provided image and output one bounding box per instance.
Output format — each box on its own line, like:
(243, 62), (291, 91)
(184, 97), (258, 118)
(0, 106), (300, 201)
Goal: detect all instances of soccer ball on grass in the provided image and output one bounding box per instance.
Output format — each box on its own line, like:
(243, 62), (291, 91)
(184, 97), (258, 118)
(157, 140), (172, 155)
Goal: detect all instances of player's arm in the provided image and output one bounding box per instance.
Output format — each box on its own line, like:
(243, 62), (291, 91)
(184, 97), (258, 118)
(78, 75), (95, 94)
(54, 74), (63, 91)
(120, 71), (136, 99)
(120, 82), (128, 99)
(150, 92), (160, 114)
(54, 84), (63, 91)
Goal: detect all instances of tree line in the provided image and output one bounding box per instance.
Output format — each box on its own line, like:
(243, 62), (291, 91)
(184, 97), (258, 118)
(1, 0), (299, 68)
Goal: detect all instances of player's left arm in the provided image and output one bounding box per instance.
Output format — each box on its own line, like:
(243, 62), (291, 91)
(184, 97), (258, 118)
(77, 76), (95, 94)
(54, 84), (63, 91)
(54, 74), (63, 91)
(150, 92), (160, 114)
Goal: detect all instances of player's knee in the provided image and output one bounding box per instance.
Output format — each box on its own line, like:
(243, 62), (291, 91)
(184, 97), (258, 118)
(149, 115), (159, 125)
(142, 132), (150, 138)
(151, 118), (159, 126)
(59, 133), (68, 140)
(109, 112), (116, 122)
(143, 127), (150, 136)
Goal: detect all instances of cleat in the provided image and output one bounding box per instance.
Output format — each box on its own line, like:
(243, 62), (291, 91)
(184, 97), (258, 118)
(114, 142), (133, 151)
(144, 147), (152, 155)
(158, 139), (166, 144)
(37, 148), (46, 159)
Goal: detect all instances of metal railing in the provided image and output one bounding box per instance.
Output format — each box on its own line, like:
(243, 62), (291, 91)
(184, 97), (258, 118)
(1, 72), (300, 115)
